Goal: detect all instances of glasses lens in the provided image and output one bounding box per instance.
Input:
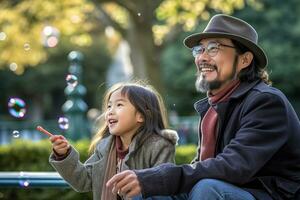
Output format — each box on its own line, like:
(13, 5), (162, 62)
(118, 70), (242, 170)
(192, 45), (204, 58)
(207, 42), (219, 56)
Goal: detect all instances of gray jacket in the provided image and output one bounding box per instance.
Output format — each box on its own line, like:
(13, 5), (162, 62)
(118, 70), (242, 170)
(49, 129), (178, 200)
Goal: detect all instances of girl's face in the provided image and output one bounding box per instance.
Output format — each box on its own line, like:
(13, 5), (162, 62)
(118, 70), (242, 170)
(105, 88), (144, 138)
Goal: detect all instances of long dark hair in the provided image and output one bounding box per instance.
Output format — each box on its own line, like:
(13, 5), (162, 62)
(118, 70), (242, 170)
(232, 40), (271, 85)
(89, 81), (168, 152)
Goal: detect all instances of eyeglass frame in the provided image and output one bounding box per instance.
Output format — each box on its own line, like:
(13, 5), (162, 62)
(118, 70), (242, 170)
(191, 41), (236, 58)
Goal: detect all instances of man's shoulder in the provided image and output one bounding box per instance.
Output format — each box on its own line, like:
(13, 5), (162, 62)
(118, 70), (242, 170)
(251, 82), (287, 101)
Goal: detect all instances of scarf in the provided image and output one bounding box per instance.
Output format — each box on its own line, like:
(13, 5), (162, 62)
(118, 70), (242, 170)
(200, 80), (240, 161)
(101, 136), (129, 200)
(101, 138), (117, 200)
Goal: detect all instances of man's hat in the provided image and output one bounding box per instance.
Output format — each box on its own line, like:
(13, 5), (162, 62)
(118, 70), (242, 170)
(184, 14), (268, 68)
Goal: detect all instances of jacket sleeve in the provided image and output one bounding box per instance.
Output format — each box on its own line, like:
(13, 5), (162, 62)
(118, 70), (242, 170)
(135, 92), (290, 197)
(49, 145), (104, 192)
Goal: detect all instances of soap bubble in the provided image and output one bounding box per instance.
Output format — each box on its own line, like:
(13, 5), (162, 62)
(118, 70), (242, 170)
(12, 130), (20, 138)
(58, 117), (69, 130)
(8, 97), (26, 118)
(66, 74), (78, 88)
(24, 43), (31, 51)
(19, 180), (30, 187)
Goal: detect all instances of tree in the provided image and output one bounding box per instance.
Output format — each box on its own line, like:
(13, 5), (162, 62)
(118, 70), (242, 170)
(0, 0), (100, 73)
(234, 0), (300, 114)
(89, 0), (257, 92)
(0, 0), (256, 92)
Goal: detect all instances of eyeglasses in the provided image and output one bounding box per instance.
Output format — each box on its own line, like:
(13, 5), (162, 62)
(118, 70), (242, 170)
(192, 42), (236, 58)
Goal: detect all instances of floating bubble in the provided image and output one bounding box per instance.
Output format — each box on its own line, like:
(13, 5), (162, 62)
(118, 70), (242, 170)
(66, 74), (78, 88)
(8, 98), (26, 118)
(19, 180), (30, 187)
(58, 117), (69, 130)
(12, 130), (20, 138)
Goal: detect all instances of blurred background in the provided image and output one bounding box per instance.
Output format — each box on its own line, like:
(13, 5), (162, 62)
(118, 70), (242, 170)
(1, 0), (300, 199)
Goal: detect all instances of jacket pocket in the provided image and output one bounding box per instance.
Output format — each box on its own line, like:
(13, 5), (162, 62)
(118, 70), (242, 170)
(258, 176), (300, 200)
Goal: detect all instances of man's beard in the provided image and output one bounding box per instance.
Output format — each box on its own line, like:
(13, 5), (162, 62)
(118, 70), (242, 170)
(195, 55), (239, 93)
(195, 73), (222, 93)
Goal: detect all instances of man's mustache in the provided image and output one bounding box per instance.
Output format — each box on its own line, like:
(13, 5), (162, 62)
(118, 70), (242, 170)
(196, 63), (217, 76)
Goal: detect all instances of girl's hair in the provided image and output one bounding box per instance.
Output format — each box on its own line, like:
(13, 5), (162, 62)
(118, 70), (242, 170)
(232, 40), (272, 85)
(89, 81), (168, 153)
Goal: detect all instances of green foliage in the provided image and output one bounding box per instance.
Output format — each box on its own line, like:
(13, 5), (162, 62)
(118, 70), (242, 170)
(234, 0), (300, 99)
(0, 140), (53, 171)
(0, 0), (96, 73)
(161, 31), (206, 115)
(175, 144), (197, 164)
(0, 139), (93, 200)
(0, 139), (196, 199)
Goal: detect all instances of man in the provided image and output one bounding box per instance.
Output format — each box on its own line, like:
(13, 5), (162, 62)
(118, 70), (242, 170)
(107, 14), (300, 200)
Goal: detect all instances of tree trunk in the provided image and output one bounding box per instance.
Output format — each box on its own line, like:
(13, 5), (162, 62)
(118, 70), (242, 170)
(124, 13), (165, 93)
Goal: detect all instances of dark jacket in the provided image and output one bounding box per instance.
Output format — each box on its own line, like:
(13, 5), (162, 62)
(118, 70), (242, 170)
(135, 80), (300, 200)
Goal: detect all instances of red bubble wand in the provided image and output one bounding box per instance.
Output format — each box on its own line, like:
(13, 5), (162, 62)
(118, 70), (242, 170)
(36, 126), (53, 137)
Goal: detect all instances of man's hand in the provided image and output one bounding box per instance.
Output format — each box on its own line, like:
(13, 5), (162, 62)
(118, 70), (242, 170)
(106, 170), (142, 198)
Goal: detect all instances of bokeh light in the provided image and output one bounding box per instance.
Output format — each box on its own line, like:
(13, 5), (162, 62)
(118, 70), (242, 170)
(42, 25), (60, 48)
(9, 63), (18, 71)
(8, 97), (26, 118)
(0, 32), (6, 41)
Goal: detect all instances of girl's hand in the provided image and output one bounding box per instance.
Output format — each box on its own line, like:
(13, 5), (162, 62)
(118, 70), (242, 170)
(50, 135), (70, 156)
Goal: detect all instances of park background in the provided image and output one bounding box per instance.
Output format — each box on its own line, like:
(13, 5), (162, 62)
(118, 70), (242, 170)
(1, 0), (300, 199)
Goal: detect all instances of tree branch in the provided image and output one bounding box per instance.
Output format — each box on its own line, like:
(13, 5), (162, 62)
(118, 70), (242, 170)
(92, 1), (127, 36)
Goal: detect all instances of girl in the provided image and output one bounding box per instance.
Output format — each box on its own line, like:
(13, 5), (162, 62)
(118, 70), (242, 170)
(49, 82), (178, 200)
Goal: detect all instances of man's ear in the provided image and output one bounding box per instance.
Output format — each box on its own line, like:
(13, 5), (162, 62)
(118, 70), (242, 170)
(239, 51), (254, 70)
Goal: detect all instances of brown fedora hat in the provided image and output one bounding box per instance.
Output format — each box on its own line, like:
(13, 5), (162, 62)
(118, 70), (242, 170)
(184, 14), (268, 68)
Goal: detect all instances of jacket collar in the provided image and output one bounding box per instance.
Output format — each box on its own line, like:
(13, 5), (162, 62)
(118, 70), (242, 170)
(194, 80), (261, 114)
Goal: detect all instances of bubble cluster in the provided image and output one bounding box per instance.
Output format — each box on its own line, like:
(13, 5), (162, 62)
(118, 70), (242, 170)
(66, 74), (78, 88)
(58, 117), (69, 130)
(8, 97), (26, 118)
(42, 26), (60, 48)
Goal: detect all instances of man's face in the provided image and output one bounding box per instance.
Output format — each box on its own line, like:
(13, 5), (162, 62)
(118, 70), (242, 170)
(194, 38), (242, 94)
